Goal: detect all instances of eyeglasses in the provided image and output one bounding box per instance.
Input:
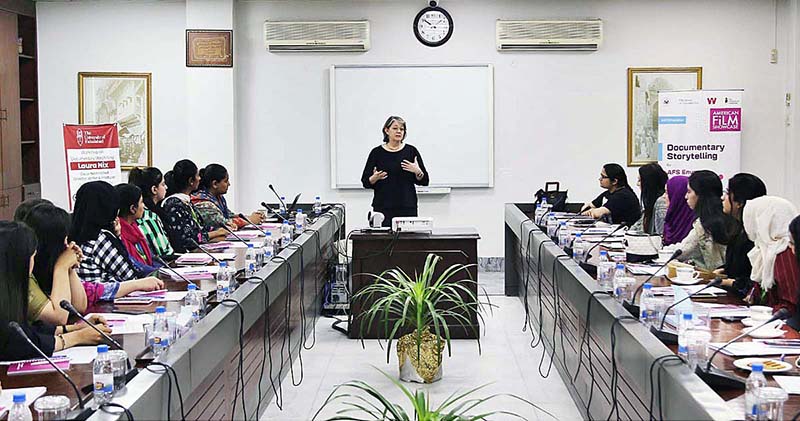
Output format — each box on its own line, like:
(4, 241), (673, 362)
(599, 174), (610, 180)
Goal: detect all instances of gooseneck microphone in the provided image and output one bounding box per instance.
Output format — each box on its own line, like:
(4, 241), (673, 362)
(237, 213), (269, 236)
(8, 321), (86, 409)
(261, 201), (288, 223)
(622, 249), (682, 317)
(649, 278), (723, 344)
(59, 300), (123, 351)
(552, 214), (588, 237)
(188, 239), (224, 265)
(696, 308), (790, 389)
(221, 225), (249, 246)
(268, 185), (288, 212)
(582, 224), (627, 262)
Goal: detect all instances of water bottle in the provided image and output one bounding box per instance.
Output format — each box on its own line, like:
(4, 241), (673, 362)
(313, 196), (322, 216)
(638, 283), (655, 324)
(279, 197), (287, 216)
(677, 312), (693, 358)
(245, 244), (258, 278)
(295, 209), (306, 233)
(540, 196), (549, 213)
(557, 222), (570, 248)
(184, 284), (202, 324)
(572, 233), (586, 262)
(93, 344), (114, 405)
(612, 263), (627, 300)
(151, 306), (170, 357)
(263, 232), (275, 261)
(546, 213), (558, 238)
(534, 203), (544, 224)
(9, 393), (32, 421)
(745, 363), (767, 420)
(216, 262), (231, 299)
(281, 220), (292, 248)
(597, 251), (615, 290)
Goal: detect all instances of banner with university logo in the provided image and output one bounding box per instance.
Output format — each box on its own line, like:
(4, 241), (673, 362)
(657, 89), (742, 181)
(63, 123), (121, 210)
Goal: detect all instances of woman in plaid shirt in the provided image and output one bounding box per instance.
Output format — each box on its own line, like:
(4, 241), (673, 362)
(129, 167), (174, 259)
(69, 181), (164, 301)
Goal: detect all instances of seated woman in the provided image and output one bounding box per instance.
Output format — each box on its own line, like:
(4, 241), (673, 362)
(191, 163), (264, 230)
(0, 221), (111, 361)
(116, 183), (161, 277)
(717, 174), (767, 297)
(13, 198), (53, 222)
(69, 181), (164, 300)
(743, 196), (800, 314)
(662, 176), (695, 246)
(581, 163), (641, 226)
(162, 160), (227, 253)
(129, 167), (174, 259)
(15, 203), (89, 325)
(676, 170), (738, 271)
(630, 163), (668, 234)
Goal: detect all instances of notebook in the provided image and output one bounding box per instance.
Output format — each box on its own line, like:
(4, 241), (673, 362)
(6, 357), (70, 375)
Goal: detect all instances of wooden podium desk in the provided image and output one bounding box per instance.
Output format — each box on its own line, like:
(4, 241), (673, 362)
(349, 228), (480, 340)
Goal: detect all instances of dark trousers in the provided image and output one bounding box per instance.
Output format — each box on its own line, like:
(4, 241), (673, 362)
(374, 207), (418, 227)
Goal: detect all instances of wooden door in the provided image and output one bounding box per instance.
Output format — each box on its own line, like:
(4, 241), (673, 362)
(0, 10), (22, 217)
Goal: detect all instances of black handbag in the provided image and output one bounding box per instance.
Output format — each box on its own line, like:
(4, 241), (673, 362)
(535, 182), (568, 212)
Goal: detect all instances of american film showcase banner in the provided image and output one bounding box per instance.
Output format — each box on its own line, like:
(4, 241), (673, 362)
(657, 90), (742, 181)
(63, 124), (122, 210)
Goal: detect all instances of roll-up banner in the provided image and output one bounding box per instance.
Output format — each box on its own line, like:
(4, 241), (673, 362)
(658, 90), (742, 181)
(63, 123), (121, 210)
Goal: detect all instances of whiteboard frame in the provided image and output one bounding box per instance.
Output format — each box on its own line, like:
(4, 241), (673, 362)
(329, 63), (495, 189)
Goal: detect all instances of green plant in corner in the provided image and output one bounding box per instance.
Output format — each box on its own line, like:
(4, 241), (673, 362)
(311, 367), (557, 421)
(353, 253), (491, 383)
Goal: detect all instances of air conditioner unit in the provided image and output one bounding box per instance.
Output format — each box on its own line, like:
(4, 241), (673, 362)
(496, 19), (602, 51)
(264, 20), (370, 52)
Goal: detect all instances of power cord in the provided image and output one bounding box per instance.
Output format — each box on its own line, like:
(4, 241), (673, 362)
(219, 298), (247, 419)
(606, 315), (638, 421)
(573, 290), (613, 420)
(648, 355), (683, 421)
(243, 275), (283, 414)
(145, 362), (186, 421)
(99, 403), (134, 420)
(269, 255), (304, 388)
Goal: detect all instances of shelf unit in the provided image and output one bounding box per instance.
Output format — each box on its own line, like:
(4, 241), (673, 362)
(18, 14), (39, 200)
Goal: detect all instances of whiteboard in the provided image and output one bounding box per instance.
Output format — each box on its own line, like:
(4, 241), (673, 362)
(330, 64), (494, 189)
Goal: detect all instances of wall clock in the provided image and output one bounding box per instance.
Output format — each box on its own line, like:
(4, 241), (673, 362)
(413, 1), (453, 47)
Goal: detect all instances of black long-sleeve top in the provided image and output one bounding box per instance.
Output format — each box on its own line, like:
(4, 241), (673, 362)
(0, 320), (55, 361)
(723, 229), (755, 298)
(361, 144), (429, 209)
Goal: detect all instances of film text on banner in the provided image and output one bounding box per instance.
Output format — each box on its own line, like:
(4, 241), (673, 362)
(657, 90), (742, 181)
(63, 124), (122, 210)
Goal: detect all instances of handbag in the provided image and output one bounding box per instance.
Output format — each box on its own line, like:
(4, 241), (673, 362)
(535, 182), (568, 212)
(624, 232), (663, 263)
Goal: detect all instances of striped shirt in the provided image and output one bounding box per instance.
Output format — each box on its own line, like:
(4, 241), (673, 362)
(137, 208), (174, 257)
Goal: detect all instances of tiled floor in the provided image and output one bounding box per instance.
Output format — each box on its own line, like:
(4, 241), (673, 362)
(262, 272), (582, 421)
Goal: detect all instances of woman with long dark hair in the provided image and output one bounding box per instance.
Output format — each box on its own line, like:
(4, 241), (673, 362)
(116, 183), (160, 276)
(0, 221), (110, 361)
(191, 163), (263, 230)
(69, 181), (164, 300)
(631, 163), (668, 234)
(717, 173), (767, 297)
(15, 203), (88, 325)
(162, 160), (228, 252)
(662, 176), (696, 245)
(581, 163), (641, 226)
(129, 167), (174, 258)
(675, 170), (738, 271)
(743, 196), (800, 313)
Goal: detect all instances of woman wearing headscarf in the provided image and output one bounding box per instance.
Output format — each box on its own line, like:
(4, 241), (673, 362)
(69, 181), (164, 301)
(743, 196), (800, 314)
(662, 176), (696, 245)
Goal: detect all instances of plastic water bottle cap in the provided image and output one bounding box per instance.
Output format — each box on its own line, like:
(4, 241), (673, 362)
(103, 384), (113, 393)
(751, 363), (764, 372)
(677, 345), (687, 353)
(223, 287), (229, 293)
(247, 244), (254, 248)
(281, 196), (285, 200)
(599, 250), (607, 255)
(549, 212), (555, 216)
(297, 209), (302, 213)
(616, 263), (625, 270)
(283, 221), (289, 225)
(682, 313), (693, 320)
(536, 203), (541, 208)
(575, 233), (582, 238)
(315, 196), (320, 200)
(155, 306), (166, 314)
(187, 284), (197, 291)
(97, 344), (109, 353)
(219, 261), (228, 267)
(265, 232), (272, 236)
(12, 393), (25, 403)
(643, 283), (652, 289)
(560, 222), (566, 226)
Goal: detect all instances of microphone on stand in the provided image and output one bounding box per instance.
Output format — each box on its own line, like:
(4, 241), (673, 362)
(188, 239), (224, 265)
(261, 201), (288, 223)
(268, 184), (288, 213)
(59, 301), (123, 351)
(622, 249), (683, 317)
(649, 278), (723, 343)
(696, 308), (790, 389)
(237, 213), (269, 236)
(582, 224), (627, 262)
(220, 225), (250, 246)
(8, 321), (90, 413)
(552, 213), (589, 237)
(153, 256), (195, 285)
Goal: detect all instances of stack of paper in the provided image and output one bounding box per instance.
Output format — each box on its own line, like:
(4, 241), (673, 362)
(651, 285), (726, 297)
(226, 231), (261, 240)
(159, 265), (220, 281)
(54, 346), (97, 364)
(175, 253), (235, 265)
(627, 264), (667, 276)
(708, 341), (800, 357)
(774, 376), (800, 394)
(86, 313), (154, 335)
(694, 302), (751, 318)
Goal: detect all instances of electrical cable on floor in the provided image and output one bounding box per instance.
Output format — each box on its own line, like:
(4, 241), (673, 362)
(606, 315), (638, 421)
(285, 242), (311, 388)
(99, 403), (134, 421)
(528, 240), (549, 350)
(269, 255), (294, 393)
(219, 298), (247, 419)
(573, 290), (613, 420)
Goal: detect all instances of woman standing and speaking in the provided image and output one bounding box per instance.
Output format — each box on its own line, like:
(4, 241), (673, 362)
(361, 116), (429, 227)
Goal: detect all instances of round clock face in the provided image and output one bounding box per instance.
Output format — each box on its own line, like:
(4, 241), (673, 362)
(414, 7), (453, 47)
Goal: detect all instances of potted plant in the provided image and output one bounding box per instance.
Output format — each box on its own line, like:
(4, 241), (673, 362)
(353, 253), (489, 383)
(311, 367), (556, 420)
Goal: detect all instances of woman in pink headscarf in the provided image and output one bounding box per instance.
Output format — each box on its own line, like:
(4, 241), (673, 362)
(662, 176), (696, 245)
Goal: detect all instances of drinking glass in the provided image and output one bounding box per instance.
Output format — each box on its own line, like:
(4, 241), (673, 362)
(33, 395), (70, 420)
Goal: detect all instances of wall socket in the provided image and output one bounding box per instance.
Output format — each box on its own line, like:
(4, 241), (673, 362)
(770, 48), (778, 64)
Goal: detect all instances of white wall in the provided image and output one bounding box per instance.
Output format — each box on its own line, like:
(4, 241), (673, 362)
(36, 0), (796, 257)
(235, 0), (792, 256)
(37, 0), (188, 207)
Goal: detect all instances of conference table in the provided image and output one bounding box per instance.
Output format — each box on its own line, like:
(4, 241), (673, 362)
(0, 204), (345, 420)
(505, 203), (800, 420)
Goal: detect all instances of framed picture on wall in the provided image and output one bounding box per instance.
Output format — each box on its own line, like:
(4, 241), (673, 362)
(78, 72), (152, 170)
(186, 29), (233, 67)
(627, 67), (702, 166)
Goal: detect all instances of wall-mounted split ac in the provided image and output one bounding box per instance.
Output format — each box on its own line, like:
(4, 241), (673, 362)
(496, 19), (602, 51)
(264, 20), (370, 52)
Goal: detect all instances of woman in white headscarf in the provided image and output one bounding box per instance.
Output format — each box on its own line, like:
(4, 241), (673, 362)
(743, 196), (800, 314)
